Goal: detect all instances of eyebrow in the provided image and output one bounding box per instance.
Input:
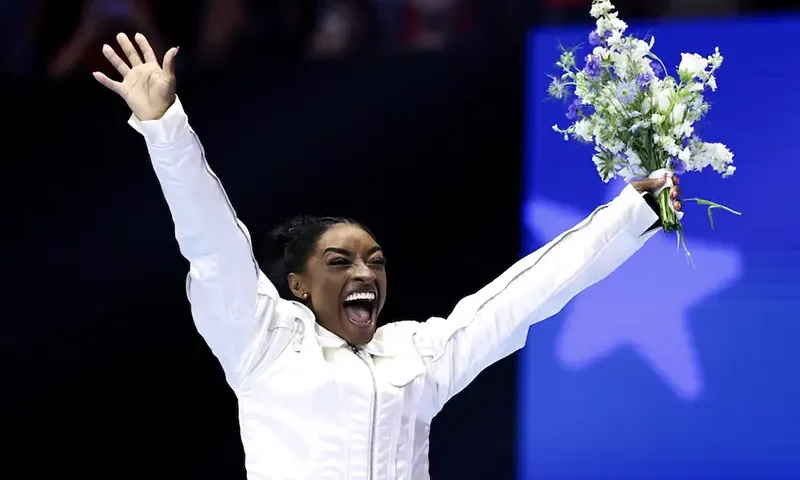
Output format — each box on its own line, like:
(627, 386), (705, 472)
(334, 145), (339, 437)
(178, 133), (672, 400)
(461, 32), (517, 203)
(323, 245), (383, 256)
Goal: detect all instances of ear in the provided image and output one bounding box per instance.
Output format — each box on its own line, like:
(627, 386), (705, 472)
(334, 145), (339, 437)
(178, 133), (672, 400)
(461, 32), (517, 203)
(287, 273), (309, 301)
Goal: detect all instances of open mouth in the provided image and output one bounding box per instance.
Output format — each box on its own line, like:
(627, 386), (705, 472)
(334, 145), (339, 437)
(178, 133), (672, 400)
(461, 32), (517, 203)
(343, 291), (378, 327)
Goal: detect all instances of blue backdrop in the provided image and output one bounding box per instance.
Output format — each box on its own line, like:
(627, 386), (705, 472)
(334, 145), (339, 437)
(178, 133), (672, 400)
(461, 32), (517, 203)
(518, 15), (800, 480)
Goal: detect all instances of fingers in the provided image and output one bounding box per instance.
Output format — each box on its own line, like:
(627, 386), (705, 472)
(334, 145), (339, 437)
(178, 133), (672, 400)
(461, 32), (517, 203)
(134, 33), (158, 64)
(92, 71), (123, 95)
(102, 44), (130, 77)
(670, 176), (682, 210)
(638, 176), (665, 192)
(161, 46), (179, 77)
(631, 173), (685, 212)
(116, 33), (143, 67)
(635, 173), (680, 193)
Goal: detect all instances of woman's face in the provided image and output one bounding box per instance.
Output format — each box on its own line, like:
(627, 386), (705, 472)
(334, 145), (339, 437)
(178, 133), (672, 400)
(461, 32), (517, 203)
(290, 224), (387, 345)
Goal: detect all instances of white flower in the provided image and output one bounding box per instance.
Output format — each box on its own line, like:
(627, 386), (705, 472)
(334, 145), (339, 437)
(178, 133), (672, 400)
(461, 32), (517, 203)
(606, 29), (623, 46)
(687, 82), (704, 92)
(708, 47), (723, 69)
(624, 148), (642, 166)
(632, 39), (651, 58)
(651, 113), (665, 125)
(673, 121), (694, 138)
(652, 86), (671, 112)
(609, 15), (627, 33)
(686, 141), (733, 174)
(704, 142), (734, 172)
(705, 142), (733, 162)
(618, 164), (638, 182)
(659, 136), (681, 156)
(707, 75), (717, 91)
(678, 53), (709, 79)
(641, 97), (652, 114)
(590, 0), (614, 18)
(592, 154), (613, 182)
(723, 165), (736, 177)
(678, 147), (692, 162)
(610, 51), (630, 78)
(629, 120), (648, 132)
(592, 46), (611, 61)
(573, 119), (593, 141)
(592, 118), (608, 139)
(671, 103), (687, 124)
(596, 13), (627, 37)
(636, 56), (654, 77)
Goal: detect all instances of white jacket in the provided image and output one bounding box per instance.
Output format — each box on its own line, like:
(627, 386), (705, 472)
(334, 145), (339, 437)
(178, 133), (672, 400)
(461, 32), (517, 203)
(129, 98), (661, 480)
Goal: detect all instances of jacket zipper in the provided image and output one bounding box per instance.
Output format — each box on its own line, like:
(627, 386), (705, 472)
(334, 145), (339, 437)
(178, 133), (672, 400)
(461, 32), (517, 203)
(351, 344), (376, 480)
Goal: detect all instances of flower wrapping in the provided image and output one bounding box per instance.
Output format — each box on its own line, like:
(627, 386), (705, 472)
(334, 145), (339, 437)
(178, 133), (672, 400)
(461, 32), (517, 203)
(548, 0), (741, 260)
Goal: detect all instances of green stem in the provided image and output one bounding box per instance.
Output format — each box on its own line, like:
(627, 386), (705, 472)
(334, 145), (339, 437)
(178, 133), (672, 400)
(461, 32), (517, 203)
(658, 189), (681, 233)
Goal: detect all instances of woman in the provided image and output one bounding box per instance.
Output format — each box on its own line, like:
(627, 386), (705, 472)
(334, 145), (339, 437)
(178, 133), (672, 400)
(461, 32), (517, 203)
(93, 34), (682, 480)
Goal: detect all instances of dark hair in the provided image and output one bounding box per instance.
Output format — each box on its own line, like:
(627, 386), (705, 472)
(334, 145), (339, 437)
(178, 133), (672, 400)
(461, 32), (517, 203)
(262, 215), (371, 300)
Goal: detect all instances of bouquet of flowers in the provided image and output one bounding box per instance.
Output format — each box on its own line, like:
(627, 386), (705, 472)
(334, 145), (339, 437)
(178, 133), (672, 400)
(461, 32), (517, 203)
(548, 0), (740, 257)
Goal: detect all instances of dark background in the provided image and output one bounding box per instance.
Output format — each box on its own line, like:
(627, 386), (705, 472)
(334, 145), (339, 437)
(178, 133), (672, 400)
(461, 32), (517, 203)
(1, 0), (795, 478)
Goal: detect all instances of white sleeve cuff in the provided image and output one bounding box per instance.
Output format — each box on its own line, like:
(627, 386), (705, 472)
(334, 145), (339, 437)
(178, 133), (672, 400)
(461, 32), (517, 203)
(127, 97), (189, 146)
(615, 183), (660, 238)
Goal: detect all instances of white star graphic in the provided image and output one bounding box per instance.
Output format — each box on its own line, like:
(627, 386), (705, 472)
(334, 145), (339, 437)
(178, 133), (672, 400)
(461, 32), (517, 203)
(523, 181), (742, 401)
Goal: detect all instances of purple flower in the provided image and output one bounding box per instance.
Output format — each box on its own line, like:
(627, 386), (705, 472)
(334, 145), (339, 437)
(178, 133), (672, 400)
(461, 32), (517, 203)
(603, 30), (612, 40)
(650, 60), (664, 78)
(589, 30), (602, 46)
(669, 158), (686, 175)
(636, 72), (654, 90)
(566, 98), (581, 121)
(615, 81), (638, 104)
(584, 55), (601, 77)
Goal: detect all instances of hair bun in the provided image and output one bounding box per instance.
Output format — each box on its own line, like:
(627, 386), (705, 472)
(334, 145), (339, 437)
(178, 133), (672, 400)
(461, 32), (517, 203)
(259, 215), (364, 300)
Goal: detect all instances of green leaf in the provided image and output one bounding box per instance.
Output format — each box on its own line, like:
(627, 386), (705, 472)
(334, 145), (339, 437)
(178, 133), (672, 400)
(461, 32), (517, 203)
(683, 197), (742, 231)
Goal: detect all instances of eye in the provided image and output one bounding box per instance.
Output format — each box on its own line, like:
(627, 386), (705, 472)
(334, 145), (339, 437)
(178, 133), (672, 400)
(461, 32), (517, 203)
(370, 256), (387, 266)
(328, 257), (350, 266)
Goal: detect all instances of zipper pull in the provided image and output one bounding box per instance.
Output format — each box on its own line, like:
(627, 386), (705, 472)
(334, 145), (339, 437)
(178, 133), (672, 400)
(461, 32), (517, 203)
(349, 344), (359, 354)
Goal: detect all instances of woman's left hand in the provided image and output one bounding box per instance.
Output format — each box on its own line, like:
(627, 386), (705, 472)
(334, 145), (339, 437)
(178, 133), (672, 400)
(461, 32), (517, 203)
(631, 174), (683, 212)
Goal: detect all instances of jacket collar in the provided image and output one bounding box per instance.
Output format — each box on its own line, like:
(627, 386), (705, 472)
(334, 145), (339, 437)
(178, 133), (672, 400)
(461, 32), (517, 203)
(314, 323), (398, 357)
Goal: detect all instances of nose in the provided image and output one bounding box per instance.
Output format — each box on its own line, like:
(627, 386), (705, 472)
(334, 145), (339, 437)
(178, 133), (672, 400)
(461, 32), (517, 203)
(352, 261), (376, 281)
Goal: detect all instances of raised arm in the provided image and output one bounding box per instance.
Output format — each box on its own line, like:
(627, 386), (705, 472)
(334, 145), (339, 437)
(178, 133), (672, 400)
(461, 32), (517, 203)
(412, 182), (673, 413)
(95, 33), (280, 387)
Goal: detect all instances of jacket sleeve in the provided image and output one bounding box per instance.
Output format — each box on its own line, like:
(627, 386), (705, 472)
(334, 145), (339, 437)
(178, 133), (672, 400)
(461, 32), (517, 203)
(129, 97), (281, 387)
(413, 185), (661, 413)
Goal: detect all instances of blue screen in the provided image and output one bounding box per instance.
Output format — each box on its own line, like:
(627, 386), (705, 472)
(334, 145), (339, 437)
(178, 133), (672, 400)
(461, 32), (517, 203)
(518, 15), (800, 480)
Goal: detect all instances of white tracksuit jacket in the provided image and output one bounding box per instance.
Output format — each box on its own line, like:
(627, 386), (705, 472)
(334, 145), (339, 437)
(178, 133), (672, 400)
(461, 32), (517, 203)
(129, 97), (661, 480)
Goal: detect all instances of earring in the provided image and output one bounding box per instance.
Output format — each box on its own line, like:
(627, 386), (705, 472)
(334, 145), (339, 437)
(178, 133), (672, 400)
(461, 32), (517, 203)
(302, 293), (309, 299)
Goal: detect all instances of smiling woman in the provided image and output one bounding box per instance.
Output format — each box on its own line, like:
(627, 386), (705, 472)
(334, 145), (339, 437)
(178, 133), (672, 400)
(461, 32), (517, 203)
(263, 216), (387, 346)
(95, 32), (675, 480)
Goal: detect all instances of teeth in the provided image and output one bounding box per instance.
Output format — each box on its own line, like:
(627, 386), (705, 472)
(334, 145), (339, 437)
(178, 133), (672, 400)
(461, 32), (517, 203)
(345, 291), (376, 303)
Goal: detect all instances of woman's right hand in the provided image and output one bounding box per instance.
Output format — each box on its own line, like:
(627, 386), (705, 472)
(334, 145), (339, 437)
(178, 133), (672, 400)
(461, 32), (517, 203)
(93, 33), (178, 121)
